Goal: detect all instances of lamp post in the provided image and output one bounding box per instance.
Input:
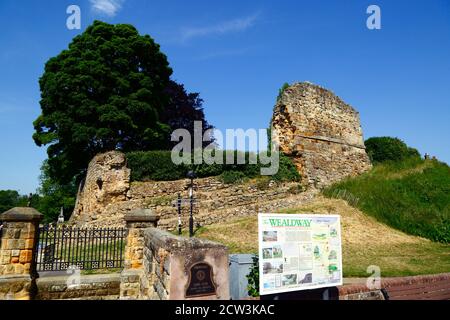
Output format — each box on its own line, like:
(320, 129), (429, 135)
(187, 170), (196, 237)
(177, 193), (182, 235)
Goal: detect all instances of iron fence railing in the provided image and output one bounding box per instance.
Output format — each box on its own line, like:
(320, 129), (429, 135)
(35, 225), (126, 272)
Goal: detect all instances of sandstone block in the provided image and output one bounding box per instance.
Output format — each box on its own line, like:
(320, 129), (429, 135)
(19, 250), (33, 263)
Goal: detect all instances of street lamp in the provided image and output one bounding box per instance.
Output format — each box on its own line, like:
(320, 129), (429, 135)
(187, 170), (196, 237)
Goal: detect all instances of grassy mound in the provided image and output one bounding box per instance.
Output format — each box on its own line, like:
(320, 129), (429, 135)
(192, 196), (450, 277)
(323, 158), (450, 243)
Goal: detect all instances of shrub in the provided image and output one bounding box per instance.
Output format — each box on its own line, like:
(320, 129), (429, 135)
(126, 150), (301, 183)
(277, 83), (290, 102)
(246, 255), (260, 297)
(365, 137), (421, 164)
(126, 151), (188, 181)
(272, 154), (301, 182)
(220, 171), (246, 184)
(288, 184), (304, 195)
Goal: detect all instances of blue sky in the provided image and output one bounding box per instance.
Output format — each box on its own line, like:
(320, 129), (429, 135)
(0, 0), (449, 194)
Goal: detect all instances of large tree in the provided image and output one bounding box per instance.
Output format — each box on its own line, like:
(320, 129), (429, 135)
(162, 80), (214, 149)
(33, 21), (173, 184)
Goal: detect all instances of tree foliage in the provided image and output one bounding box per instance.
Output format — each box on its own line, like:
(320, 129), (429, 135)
(277, 82), (290, 102)
(162, 81), (214, 149)
(35, 161), (77, 223)
(0, 190), (27, 213)
(33, 21), (173, 184)
(365, 136), (421, 164)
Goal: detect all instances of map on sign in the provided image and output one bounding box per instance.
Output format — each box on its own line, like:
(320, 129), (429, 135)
(258, 213), (343, 295)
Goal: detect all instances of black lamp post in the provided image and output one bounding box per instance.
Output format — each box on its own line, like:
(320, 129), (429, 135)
(187, 170), (196, 237)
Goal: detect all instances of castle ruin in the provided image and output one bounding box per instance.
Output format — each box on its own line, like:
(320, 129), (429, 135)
(272, 82), (372, 187)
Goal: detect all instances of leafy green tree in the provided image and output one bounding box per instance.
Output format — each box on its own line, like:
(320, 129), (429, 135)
(162, 81), (214, 149)
(33, 20), (173, 184)
(365, 137), (421, 163)
(0, 190), (27, 213)
(35, 161), (77, 223)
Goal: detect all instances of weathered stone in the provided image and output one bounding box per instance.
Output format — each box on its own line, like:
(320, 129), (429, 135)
(272, 82), (372, 188)
(19, 250), (33, 263)
(0, 207), (43, 222)
(70, 151), (131, 226)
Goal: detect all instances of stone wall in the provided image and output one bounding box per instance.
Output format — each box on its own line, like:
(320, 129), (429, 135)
(140, 228), (229, 300)
(70, 161), (310, 228)
(272, 82), (372, 187)
(0, 207), (42, 300)
(119, 211), (229, 301)
(70, 151), (131, 225)
(35, 274), (120, 300)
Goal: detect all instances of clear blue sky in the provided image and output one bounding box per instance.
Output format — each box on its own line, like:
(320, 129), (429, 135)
(0, 0), (449, 194)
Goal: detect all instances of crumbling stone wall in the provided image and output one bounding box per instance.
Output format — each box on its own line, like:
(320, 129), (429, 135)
(272, 82), (372, 187)
(69, 152), (308, 228)
(70, 151), (131, 225)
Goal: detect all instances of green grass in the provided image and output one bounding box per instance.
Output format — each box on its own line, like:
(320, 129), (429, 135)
(323, 158), (450, 243)
(191, 214), (450, 277)
(342, 242), (450, 277)
(39, 239), (125, 272)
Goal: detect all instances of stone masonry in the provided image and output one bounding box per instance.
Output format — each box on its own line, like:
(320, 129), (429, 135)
(272, 82), (372, 187)
(70, 151), (131, 225)
(0, 207), (43, 300)
(69, 151), (310, 228)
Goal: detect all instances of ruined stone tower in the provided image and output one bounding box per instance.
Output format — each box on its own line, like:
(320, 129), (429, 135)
(70, 151), (131, 226)
(272, 82), (372, 188)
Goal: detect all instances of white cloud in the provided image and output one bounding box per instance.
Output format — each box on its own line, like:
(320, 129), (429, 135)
(180, 12), (260, 42)
(89, 0), (125, 17)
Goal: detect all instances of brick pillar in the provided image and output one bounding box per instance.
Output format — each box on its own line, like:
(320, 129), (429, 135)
(0, 207), (43, 300)
(120, 209), (159, 300)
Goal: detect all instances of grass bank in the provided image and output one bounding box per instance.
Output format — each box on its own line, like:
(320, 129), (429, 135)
(323, 158), (450, 243)
(192, 196), (450, 277)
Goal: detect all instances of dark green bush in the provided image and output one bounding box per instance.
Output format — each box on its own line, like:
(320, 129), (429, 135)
(126, 151), (189, 181)
(365, 137), (421, 164)
(246, 255), (260, 297)
(220, 171), (246, 184)
(126, 150), (301, 183)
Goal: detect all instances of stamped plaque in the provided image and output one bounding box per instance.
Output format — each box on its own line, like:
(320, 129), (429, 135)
(185, 262), (217, 298)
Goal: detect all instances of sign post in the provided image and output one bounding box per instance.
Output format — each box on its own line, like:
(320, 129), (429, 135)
(258, 213), (343, 299)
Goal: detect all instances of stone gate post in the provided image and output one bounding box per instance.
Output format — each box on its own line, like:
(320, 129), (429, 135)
(120, 209), (159, 300)
(0, 207), (43, 300)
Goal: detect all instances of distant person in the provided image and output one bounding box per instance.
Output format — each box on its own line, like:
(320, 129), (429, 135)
(27, 193), (33, 207)
(424, 153), (429, 160)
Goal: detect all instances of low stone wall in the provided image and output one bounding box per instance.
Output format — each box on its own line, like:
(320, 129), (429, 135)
(140, 228), (229, 300)
(35, 274), (121, 300)
(71, 173), (306, 229)
(0, 275), (32, 300)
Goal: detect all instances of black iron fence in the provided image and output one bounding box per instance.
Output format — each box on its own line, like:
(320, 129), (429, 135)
(35, 225), (126, 272)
